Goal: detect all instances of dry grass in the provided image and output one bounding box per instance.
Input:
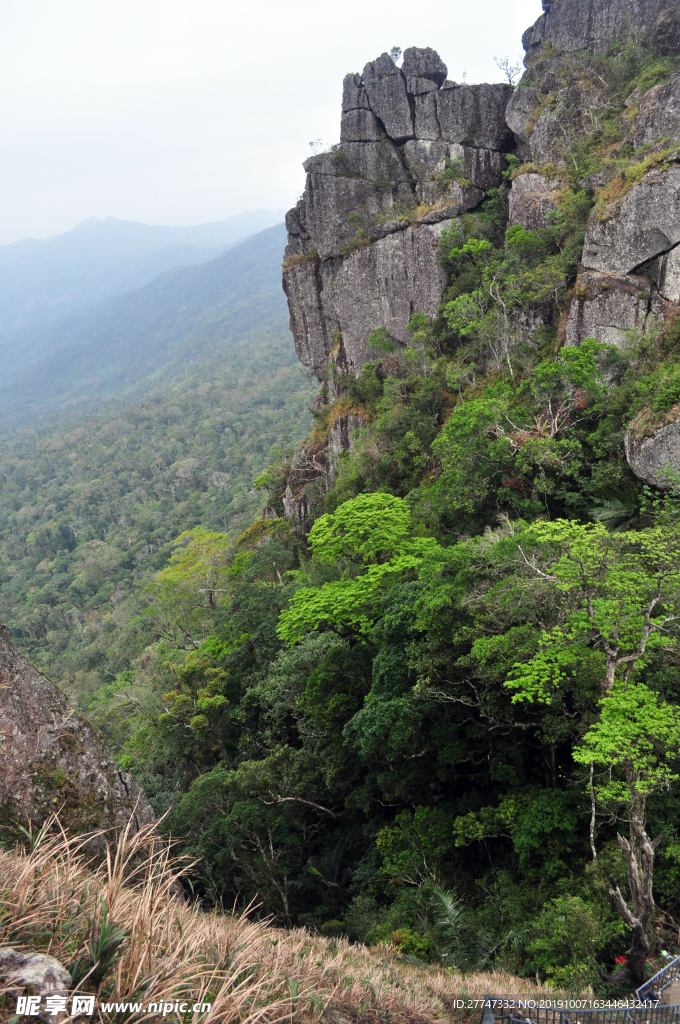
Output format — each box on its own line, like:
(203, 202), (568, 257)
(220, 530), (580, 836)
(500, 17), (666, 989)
(0, 820), (580, 1024)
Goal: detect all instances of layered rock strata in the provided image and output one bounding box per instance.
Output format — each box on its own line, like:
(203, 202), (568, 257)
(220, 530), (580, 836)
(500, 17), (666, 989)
(0, 623), (155, 835)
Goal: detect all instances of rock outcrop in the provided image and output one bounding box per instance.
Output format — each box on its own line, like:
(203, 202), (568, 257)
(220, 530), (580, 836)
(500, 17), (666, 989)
(0, 623), (155, 835)
(624, 406), (680, 487)
(521, 0), (680, 60)
(283, 48), (513, 381)
(280, 0), (680, 504)
(581, 162), (680, 274)
(510, 0), (680, 485)
(564, 270), (665, 347)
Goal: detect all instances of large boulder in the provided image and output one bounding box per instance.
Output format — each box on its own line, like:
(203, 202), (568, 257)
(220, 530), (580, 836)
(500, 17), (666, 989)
(635, 73), (680, 148)
(508, 174), (560, 230)
(625, 405), (680, 487)
(505, 86), (539, 147)
(362, 54), (414, 142)
(0, 624), (155, 835)
(522, 0), (679, 60)
(436, 84), (514, 150)
(564, 270), (664, 347)
(402, 46), (448, 86)
(581, 163), (680, 274)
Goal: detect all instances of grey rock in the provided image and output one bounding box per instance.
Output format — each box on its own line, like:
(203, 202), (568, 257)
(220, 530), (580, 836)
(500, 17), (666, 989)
(362, 53), (414, 141)
(625, 410), (680, 488)
(341, 108), (382, 143)
(522, 0), (679, 60)
(635, 73), (680, 148)
(283, 222), (452, 378)
(0, 623), (155, 838)
(0, 948), (71, 998)
(505, 86), (539, 145)
(328, 413), (364, 471)
(339, 140), (411, 184)
(414, 91), (441, 140)
(465, 147), (508, 190)
(303, 174), (380, 260)
(285, 200), (314, 256)
(283, 259), (336, 377)
(419, 184), (484, 222)
(564, 270), (663, 347)
(436, 83), (514, 150)
(582, 163), (680, 274)
(283, 484), (310, 523)
(651, 2), (680, 54)
(406, 76), (439, 96)
(404, 139), (451, 180)
(402, 47), (448, 86)
(327, 224), (450, 372)
(372, 218), (410, 239)
(404, 140), (504, 195)
(508, 173), (559, 230)
(298, 138), (414, 261)
(580, 168), (617, 190)
(342, 73), (369, 112)
(523, 81), (589, 165)
(658, 243), (680, 300)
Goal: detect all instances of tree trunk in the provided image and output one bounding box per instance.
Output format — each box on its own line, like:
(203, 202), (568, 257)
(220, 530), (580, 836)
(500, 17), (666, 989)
(608, 768), (660, 987)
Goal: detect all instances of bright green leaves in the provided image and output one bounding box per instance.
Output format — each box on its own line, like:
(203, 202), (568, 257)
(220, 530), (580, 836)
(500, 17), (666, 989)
(308, 492), (412, 565)
(574, 682), (680, 798)
(503, 519), (680, 704)
(505, 627), (593, 704)
(278, 548), (436, 646)
(278, 494), (440, 646)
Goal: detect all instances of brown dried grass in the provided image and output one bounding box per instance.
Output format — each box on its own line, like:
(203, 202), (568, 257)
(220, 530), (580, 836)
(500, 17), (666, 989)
(0, 820), (576, 1024)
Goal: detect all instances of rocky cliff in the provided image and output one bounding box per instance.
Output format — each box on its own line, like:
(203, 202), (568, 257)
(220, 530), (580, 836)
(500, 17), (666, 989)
(0, 624), (154, 837)
(281, 0), (680, 498)
(283, 47), (512, 379)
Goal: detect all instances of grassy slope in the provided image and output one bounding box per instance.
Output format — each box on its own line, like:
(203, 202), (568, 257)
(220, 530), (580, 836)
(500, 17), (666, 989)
(0, 823), (584, 1024)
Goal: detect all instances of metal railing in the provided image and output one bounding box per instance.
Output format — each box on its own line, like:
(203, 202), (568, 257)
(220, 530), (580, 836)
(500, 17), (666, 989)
(637, 957), (680, 1004)
(480, 997), (680, 1024)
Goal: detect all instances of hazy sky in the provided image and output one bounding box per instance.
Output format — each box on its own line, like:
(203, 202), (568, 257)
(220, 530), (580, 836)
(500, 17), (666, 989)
(0, 0), (542, 245)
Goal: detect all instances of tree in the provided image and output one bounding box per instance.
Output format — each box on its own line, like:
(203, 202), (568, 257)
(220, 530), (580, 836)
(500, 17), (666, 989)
(277, 493), (439, 645)
(573, 683), (680, 985)
(506, 520), (680, 701)
(143, 527), (232, 648)
(505, 519), (680, 983)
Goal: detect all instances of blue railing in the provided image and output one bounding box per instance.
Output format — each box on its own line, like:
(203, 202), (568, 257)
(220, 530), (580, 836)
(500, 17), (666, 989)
(637, 957), (680, 1004)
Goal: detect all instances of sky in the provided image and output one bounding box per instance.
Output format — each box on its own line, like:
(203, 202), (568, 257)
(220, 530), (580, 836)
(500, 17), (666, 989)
(0, 0), (542, 245)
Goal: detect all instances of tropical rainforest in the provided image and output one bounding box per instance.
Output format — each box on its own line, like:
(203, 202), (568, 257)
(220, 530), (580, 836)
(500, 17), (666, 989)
(6, 39), (680, 999)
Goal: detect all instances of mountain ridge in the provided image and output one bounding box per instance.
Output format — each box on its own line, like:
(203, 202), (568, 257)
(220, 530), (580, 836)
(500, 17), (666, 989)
(0, 222), (289, 430)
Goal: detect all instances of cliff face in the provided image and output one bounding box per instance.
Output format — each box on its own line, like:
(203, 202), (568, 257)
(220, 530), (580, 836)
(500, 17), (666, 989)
(281, 0), (680, 495)
(0, 624), (155, 837)
(283, 47), (513, 379)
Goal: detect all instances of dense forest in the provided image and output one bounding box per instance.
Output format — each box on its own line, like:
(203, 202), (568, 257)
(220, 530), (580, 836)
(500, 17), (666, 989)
(0, 331), (314, 703)
(8, 29), (680, 1000)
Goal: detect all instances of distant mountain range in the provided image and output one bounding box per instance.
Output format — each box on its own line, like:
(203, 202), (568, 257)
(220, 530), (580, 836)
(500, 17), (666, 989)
(0, 209), (284, 366)
(0, 221), (290, 431)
